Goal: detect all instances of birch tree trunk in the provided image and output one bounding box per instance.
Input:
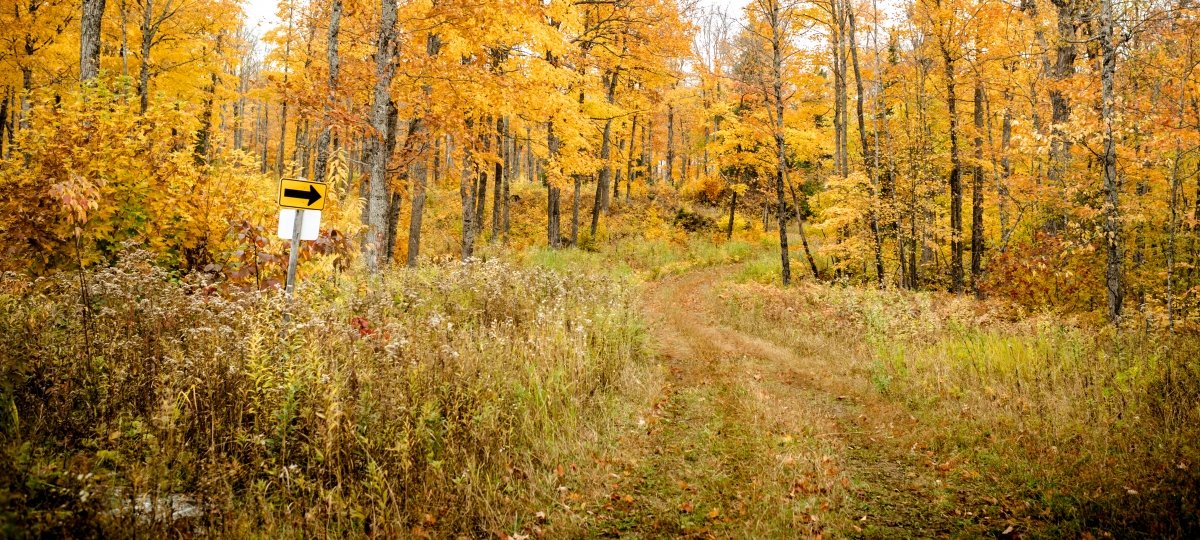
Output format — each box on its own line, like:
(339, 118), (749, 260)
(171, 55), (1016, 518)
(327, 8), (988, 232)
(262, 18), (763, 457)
(364, 0), (399, 270)
(311, 0), (342, 183)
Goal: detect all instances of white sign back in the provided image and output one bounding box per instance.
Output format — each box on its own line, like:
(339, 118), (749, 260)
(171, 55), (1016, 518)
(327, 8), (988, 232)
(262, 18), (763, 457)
(277, 209), (321, 240)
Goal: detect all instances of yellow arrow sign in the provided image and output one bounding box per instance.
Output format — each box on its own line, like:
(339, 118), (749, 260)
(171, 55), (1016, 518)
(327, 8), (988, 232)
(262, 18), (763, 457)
(278, 179), (328, 211)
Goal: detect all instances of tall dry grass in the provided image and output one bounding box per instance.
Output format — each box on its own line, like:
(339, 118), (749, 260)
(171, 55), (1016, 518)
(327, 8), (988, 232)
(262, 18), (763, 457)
(0, 250), (649, 537)
(715, 280), (1200, 537)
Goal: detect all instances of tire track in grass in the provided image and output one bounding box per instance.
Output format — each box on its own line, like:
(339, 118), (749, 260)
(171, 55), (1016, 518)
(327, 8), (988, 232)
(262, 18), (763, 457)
(582, 266), (1008, 538)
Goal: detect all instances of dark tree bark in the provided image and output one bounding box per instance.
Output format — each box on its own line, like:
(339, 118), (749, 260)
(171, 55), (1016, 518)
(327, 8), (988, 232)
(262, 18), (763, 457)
(492, 117), (503, 242)
(613, 138), (624, 200)
(571, 175), (581, 245)
(998, 89), (1013, 251)
(259, 105), (269, 173)
(591, 68), (619, 237)
(0, 91), (9, 159)
(787, 175), (821, 279)
(727, 190), (737, 240)
(381, 102), (401, 263)
(1046, 0), (1077, 232)
(502, 117), (512, 241)
(405, 32), (441, 265)
(406, 118), (428, 267)
(460, 140), (477, 260)
(971, 78), (985, 294)
(547, 121), (562, 248)
(666, 102), (675, 186)
(475, 120), (490, 238)
(625, 113), (638, 199)
(1099, 0), (1123, 322)
(942, 44), (964, 293)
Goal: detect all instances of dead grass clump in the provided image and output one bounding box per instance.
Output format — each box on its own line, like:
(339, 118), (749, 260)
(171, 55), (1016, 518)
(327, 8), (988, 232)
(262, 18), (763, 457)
(0, 250), (648, 537)
(714, 280), (1200, 537)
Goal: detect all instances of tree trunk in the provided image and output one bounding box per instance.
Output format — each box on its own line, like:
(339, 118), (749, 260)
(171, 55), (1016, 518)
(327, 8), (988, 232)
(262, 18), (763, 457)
(848, 7), (884, 286)
(381, 103), (401, 262)
(942, 45), (964, 293)
(461, 142), (477, 260)
(194, 71), (217, 164)
(787, 174), (820, 279)
(727, 190), (737, 240)
(502, 117), (512, 241)
(385, 191), (402, 262)
(137, 0), (153, 114)
(259, 105), (269, 173)
(1046, 0), (1077, 232)
(475, 123), (489, 237)
(364, 0), (399, 270)
(547, 121), (561, 248)
(626, 113), (639, 199)
(614, 138), (624, 201)
(492, 117), (503, 242)
(19, 65), (31, 131)
(646, 117), (655, 184)
(998, 90), (1013, 251)
(548, 185), (561, 247)
(406, 119), (428, 267)
(768, 0), (791, 286)
(1099, 0), (1122, 322)
(233, 64), (247, 150)
(571, 175), (581, 245)
(80, 0), (106, 82)
(666, 102), (675, 186)
(971, 78), (985, 294)
(312, 0), (342, 183)
(1168, 129), (1182, 331)
(592, 69), (619, 238)
(526, 125), (535, 182)
(830, 0), (849, 177)
(0, 92), (8, 159)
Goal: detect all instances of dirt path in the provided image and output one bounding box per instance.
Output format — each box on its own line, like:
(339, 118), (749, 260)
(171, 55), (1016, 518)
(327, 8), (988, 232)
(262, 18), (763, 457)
(582, 267), (1009, 538)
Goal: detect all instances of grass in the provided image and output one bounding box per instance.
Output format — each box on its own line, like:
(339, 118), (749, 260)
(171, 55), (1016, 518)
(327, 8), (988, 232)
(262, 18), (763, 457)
(0, 250), (655, 537)
(6, 223), (1198, 538)
(712, 278), (1200, 537)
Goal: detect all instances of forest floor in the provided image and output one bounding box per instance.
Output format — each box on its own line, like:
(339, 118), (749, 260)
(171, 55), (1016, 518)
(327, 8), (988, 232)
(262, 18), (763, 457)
(575, 266), (1036, 538)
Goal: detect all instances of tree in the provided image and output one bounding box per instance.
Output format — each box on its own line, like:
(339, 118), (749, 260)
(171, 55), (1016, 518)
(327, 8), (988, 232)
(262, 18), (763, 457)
(363, 0), (399, 270)
(80, 0), (105, 81)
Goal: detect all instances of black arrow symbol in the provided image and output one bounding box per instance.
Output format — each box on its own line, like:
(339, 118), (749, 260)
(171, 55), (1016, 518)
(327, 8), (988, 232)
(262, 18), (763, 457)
(283, 184), (322, 206)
